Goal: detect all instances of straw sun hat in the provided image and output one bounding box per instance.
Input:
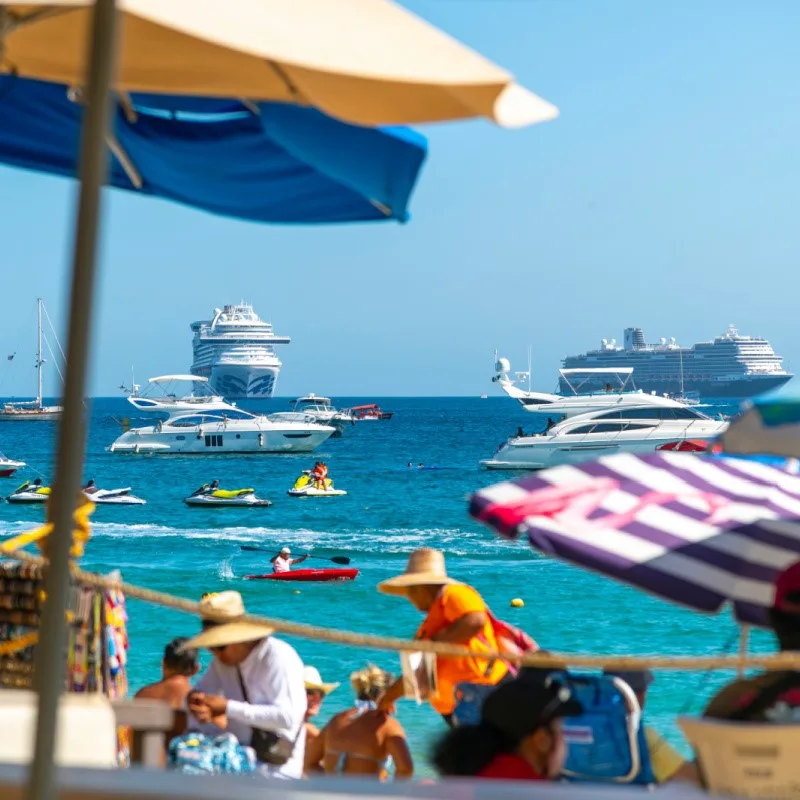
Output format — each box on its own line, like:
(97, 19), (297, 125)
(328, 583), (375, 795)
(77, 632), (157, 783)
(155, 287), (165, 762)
(377, 548), (460, 596)
(183, 591), (274, 650)
(303, 666), (339, 695)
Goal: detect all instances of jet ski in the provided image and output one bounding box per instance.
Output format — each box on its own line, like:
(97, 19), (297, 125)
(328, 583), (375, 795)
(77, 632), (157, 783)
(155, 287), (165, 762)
(184, 488), (272, 507)
(287, 474), (347, 497)
(5, 483), (51, 504)
(84, 487), (146, 505)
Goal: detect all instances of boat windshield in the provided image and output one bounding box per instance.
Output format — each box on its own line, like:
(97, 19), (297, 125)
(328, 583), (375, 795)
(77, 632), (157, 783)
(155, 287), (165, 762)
(168, 409), (256, 427)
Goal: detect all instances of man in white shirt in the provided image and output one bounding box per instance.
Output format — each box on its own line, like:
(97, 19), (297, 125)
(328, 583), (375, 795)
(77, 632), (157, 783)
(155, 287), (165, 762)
(183, 591), (307, 779)
(271, 546), (309, 574)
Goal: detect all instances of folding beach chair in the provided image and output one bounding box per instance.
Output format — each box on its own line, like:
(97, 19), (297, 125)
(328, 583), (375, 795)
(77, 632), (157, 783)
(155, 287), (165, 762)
(560, 673), (654, 785)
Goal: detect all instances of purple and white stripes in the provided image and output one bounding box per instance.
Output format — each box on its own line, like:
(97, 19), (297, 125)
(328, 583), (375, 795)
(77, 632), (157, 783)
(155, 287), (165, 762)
(469, 452), (800, 626)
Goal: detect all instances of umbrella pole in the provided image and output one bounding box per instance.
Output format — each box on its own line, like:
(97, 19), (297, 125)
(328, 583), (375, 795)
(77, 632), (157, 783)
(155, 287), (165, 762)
(25, 2), (119, 799)
(737, 625), (750, 678)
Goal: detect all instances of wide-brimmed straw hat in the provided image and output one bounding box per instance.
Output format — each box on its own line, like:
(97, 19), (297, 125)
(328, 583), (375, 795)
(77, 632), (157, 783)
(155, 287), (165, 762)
(377, 548), (460, 596)
(183, 591), (273, 650)
(303, 665), (339, 695)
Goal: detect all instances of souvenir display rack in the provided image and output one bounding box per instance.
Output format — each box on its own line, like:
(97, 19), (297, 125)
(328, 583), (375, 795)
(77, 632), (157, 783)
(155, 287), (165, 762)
(0, 561), (130, 763)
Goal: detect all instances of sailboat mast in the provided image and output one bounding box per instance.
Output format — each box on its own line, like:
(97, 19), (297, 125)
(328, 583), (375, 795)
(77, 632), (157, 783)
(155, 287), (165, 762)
(36, 297), (43, 408)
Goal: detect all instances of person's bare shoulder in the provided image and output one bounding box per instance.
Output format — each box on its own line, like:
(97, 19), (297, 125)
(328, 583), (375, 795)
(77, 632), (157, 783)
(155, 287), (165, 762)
(377, 713), (406, 738)
(134, 682), (164, 701)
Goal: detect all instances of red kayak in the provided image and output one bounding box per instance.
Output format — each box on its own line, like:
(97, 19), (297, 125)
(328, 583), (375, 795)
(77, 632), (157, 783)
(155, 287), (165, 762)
(244, 568), (359, 582)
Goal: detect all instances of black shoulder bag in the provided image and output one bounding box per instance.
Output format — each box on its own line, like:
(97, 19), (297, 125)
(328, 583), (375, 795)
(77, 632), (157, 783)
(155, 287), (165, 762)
(727, 671), (800, 722)
(235, 667), (301, 766)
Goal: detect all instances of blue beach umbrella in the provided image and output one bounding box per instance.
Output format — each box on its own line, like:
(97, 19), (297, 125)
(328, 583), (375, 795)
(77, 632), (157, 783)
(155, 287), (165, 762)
(719, 390), (800, 460)
(0, 75), (427, 223)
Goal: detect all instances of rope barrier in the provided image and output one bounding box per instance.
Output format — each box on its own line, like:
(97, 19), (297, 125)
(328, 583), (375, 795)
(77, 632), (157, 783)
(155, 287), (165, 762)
(5, 547), (797, 672)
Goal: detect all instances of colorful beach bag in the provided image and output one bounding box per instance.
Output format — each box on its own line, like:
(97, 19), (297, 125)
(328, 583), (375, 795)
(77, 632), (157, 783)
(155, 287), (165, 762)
(168, 733), (257, 775)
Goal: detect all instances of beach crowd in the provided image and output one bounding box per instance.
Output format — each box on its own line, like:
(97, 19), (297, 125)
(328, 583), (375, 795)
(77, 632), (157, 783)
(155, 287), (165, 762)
(133, 547), (800, 785)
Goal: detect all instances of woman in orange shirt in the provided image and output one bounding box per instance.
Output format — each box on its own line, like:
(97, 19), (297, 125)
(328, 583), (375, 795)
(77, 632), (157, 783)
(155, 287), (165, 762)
(376, 548), (510, 725)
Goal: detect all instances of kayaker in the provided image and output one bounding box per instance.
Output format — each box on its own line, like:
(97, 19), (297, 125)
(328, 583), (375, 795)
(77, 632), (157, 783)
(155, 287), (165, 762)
(376, 548), (510, 726)
(271, 547), (309, 574)
(305, 665), (413, 780)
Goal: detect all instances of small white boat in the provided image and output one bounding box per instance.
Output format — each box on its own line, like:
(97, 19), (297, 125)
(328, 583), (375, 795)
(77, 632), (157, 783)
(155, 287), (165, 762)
(85, 488), (146, 505)
(184, 488), (272, 507)
(0, 454), (25, 478)
(283, 394), (353, 436)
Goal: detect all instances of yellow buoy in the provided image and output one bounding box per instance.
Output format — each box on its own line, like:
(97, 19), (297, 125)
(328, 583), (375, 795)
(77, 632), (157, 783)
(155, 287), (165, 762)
(510, 598), (524, 608)
(293, 589), (302, 595)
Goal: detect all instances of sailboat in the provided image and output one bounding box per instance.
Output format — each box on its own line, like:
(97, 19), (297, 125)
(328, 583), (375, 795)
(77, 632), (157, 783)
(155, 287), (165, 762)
(0, 299), (63, 422)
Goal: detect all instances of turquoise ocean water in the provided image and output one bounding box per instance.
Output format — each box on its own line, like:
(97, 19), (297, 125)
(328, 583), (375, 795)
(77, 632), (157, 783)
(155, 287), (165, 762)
(0, 396), (774, 768)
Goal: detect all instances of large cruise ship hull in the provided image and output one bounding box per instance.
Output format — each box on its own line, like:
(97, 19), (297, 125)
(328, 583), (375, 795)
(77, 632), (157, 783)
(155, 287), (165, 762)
(193, 365), (280, 399)
(558, 374), (791, 399)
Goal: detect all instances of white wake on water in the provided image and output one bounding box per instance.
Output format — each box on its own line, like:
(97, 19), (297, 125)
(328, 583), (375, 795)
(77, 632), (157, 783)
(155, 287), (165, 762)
(1, 519), (491, 557)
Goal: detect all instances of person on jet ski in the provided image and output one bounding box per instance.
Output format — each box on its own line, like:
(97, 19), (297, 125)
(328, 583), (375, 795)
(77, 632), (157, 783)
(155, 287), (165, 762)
(190, 480), (219, 497)
(12, 478), (43, 495)
(83, 479), (98, 495)
(271, 546), (310, 574)
(311, 462), (329, 491)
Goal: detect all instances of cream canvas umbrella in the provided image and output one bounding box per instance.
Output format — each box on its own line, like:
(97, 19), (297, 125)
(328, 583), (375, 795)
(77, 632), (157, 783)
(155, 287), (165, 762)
(0, 0), (558, 128)
(1, 3), (558, 798)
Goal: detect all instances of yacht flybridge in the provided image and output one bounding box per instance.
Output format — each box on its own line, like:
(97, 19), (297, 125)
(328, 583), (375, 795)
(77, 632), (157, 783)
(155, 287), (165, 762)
(492, 357), (689, 417)
(109, 375), (334, 454)
(481, 404), (727, 470)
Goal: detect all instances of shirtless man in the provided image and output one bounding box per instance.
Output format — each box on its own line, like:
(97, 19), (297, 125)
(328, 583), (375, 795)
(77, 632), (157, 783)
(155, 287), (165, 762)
(133, 637), (200, 764)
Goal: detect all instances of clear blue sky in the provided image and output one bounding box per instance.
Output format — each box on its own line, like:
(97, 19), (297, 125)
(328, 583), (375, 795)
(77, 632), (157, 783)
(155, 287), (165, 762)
(0, 0), (798, 398)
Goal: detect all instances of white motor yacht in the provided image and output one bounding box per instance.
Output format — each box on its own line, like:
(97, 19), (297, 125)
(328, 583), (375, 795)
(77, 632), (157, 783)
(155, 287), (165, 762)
(287, 394), (353, 434)
(492, 357), (689, 417)
(481, 404), (727, 470)
(109, 375), (334, 454)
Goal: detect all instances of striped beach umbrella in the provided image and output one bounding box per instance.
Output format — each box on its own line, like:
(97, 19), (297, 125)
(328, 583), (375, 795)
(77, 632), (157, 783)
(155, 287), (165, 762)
(469, 452), (800, 626)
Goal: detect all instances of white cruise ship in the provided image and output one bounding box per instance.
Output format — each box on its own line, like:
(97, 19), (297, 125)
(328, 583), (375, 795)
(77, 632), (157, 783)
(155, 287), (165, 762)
(190, 303), (290, 399)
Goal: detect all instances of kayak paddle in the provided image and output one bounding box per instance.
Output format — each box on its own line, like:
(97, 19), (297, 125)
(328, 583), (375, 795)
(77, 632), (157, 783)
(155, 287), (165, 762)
(240, 545), (351, 565)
